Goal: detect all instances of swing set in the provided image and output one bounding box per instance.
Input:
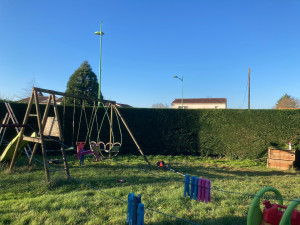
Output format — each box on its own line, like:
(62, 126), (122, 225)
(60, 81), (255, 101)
(69, 98), (142, 164)
(89, 102), (123, 159)
(71, 101), (122, 160)
(6, 87), (149, 183)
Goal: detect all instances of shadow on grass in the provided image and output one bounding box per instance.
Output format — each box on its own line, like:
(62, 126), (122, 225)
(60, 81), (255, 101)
(147, 215), (246, 225)
(184, 165), (298, 180)
(3, 156), (298, 194)
(142, 161), (299, 180)
(64, 161), (299, 190)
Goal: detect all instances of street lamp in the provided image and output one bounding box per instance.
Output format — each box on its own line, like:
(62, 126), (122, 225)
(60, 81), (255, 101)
(173, 75), (183, 109)
(95, 21), (104, 104)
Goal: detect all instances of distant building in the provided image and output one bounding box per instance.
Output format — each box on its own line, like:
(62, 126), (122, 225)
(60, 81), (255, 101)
(19, 93), (132, 108)
(103, 103), (132, 108)
(18, 92), (63, 105)
(116, 103), (133, 108)
(171, 98), (227, 109)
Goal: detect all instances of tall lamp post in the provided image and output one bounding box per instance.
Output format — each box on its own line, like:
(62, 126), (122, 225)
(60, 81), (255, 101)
(95, 21), (104, 104)
(173, 75), (183, 109)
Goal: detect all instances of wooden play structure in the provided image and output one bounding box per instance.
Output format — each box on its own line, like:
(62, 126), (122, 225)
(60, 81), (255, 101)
(7, 87), (149, 183)
(0, 102), (32, 159)
(267, 147), (296, 171)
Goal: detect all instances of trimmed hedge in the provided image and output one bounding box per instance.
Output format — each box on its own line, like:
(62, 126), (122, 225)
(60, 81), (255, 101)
(1, 101), (299, 159)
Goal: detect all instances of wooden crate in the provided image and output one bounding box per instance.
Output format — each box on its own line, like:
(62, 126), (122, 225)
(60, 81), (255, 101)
(267, 148), (295, 170)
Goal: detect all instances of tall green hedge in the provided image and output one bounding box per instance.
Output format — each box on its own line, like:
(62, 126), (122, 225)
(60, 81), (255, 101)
(0, 102), (299, 159)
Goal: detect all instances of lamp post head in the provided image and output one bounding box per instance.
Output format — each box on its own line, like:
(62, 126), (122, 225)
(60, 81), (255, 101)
(173, 75), (183, 81)
(95, 31), (104, 35)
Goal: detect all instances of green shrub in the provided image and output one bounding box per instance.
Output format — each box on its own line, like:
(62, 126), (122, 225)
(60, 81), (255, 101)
(1, 102), (299, 159)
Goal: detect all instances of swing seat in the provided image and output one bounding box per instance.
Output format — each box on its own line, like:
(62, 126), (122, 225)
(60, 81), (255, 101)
(110, 146), (120, 153)
(65, 146), (75, 151)
(90, 141), (121, 158)
(105, 142), (121, 153)
(90, 141), (105, 152)
(90, 141), (105, 161)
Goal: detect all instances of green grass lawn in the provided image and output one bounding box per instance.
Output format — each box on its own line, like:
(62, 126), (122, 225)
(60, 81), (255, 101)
(0, 155), (299, 225)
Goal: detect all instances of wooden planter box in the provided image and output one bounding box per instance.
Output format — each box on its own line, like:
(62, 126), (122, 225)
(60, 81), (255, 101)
(267, 147), (296, 170)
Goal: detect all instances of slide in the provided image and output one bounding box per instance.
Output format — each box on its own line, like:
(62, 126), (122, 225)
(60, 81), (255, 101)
(0, 132), (36, 162)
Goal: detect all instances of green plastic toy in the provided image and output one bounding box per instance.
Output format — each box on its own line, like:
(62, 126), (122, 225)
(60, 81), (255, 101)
(247, 187), (283, 225)
(279, 198), (300, 225)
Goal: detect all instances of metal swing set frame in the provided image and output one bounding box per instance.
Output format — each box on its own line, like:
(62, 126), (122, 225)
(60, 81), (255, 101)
(8, 87), (149, 183)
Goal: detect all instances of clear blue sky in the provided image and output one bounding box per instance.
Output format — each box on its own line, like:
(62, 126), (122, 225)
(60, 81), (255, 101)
(1, 0), (299, 108)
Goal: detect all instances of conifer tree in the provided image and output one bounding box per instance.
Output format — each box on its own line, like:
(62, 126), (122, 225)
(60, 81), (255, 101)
(65, 61), (102, 105)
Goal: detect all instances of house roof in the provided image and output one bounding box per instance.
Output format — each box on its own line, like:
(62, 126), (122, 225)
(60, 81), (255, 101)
(18, 93), (63, 104)
(116, 103), (132, 108)
(172, 98), (227, 104)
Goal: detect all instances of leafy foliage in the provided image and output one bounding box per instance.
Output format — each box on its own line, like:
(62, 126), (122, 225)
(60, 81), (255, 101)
(118, 108), (300, 159)
(275, 94), (300, 109)
(65, 61), (101, 105)
(1, 102), (300, 159)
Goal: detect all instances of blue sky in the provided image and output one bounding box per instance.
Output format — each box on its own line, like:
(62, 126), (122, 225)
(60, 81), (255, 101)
(0, 0), (299, 108)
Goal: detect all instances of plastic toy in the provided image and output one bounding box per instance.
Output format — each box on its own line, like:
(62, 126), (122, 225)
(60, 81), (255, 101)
(76, 142), (93, 166)
(279, 199), (300, 225)
(247, 187), (300, 225)
(127, 193), (144, 225)
(262, 200), (300, 225)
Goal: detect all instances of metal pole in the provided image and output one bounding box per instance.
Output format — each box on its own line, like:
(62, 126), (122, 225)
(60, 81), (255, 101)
(173, 75), (184, 109)
(181, 75), (183, 109)
(95, 21), (104, 105)
(99, 21), (103, 103)
(248, 68), (250, 110)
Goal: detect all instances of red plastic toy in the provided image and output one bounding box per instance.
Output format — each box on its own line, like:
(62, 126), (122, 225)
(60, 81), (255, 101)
(76, 142), (93, 166)
(157, 161), (165, 167)
(262, 200), (300, 225)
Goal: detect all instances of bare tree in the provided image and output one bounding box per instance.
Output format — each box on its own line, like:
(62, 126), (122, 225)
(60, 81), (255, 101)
(17, 77), (39, 99)
(152, 103), (169, 108)
(275, 94), (300, 109)
(0, 93), (15, 101)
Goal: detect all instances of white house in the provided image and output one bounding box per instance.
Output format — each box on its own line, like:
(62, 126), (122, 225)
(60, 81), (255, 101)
(171, 98), (227, 109)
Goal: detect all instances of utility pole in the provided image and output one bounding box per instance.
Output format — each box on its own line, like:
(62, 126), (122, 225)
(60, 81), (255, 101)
(248, 68), (250, 110)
